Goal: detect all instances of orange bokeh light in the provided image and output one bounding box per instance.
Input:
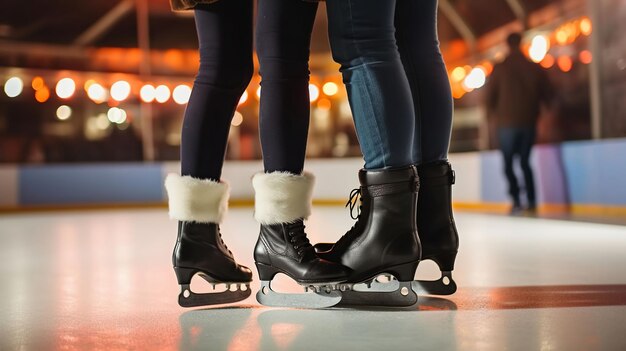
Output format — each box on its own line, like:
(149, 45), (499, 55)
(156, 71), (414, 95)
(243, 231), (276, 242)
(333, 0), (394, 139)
(317, 98), (332, 110)
(540, 54), (555, 69)
(32, 76), (44, 91)
(35, 86), (50, 103)
(579, 50), (592, 64)
(557, 56), (573, 72)
(580, 17), (592, 36)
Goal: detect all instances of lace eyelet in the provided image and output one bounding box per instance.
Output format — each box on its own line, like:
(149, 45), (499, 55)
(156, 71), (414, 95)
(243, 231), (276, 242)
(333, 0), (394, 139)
(294, 245), (299, 249)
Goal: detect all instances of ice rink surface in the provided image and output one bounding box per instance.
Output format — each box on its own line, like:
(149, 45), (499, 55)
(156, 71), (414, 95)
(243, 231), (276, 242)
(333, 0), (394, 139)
(1, 207), (626, 351)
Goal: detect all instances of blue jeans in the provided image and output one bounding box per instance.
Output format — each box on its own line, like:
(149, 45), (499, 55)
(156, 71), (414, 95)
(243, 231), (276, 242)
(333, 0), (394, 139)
(327, 0), (453, 169)
(497, 127), (536, 207)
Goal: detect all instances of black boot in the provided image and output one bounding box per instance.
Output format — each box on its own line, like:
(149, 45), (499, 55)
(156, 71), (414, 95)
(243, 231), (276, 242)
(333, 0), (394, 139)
(412, 161), (459, 295)
(317, 166), (421, 307)
(166, 174), (252, 307)
(252, 172), (350, 308)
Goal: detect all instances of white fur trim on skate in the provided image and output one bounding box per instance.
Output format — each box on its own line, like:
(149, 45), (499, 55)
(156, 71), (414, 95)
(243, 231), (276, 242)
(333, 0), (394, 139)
(252, 171), (314, 225)
(165, 174), (229, 223)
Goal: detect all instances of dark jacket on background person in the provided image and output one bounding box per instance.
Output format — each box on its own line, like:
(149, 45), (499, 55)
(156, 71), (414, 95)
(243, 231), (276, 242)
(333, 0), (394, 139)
(485, 51), (552, 128)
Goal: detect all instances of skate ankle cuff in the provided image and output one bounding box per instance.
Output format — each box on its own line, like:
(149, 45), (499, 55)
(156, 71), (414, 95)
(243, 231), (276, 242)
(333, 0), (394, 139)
(165, 174), (230, 223)
(252, 171), (314, 225)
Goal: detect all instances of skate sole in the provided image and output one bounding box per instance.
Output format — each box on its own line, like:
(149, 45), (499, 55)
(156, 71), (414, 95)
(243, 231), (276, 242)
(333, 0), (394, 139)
(176, 269), (252, 307)
(321, 261), (420, 308)
(371, 271), (457, 296)
(179, 283), (252, 307)
(256, 280), (342, 308)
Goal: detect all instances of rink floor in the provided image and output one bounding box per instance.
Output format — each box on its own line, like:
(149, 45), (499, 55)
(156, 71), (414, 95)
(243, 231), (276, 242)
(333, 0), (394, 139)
(1, 207), (626, 350)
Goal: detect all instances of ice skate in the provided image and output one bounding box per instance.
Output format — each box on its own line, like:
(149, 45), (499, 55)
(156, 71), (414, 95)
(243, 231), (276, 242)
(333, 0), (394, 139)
(409, 162), (458, 295)
(315, 166), (421, 307)
(165, 174), (252, 307)
(252, 172), (350, 308)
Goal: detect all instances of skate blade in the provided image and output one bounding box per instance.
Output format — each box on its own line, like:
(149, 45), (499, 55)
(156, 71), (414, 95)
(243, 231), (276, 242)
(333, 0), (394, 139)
(411, 271), (457, 295)
(256, 280), (342, 309)
(330, 281), (418, 308)
(178, 283), (252, 307)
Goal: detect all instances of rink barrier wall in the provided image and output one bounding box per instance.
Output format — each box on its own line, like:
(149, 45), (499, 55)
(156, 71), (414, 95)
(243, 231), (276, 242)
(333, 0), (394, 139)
(1, 138), (625, 215)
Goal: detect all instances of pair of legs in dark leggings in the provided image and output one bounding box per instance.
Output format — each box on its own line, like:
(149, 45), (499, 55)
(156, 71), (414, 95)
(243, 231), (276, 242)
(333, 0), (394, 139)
(326, 0), (453, 168)
(181, 0), (318, 180)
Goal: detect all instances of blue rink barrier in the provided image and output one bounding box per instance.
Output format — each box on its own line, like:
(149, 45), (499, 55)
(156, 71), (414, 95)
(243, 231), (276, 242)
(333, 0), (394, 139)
(0, 138), (625, 211)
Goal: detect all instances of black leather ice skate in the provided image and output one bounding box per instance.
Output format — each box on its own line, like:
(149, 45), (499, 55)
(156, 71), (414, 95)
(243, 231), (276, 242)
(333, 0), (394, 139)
(315, 166), (421, 307)
(252, 172), (350, 308)
(315, 163), (460, 297)
(165, 174), (252, 307)
(410, 162), (459, 295)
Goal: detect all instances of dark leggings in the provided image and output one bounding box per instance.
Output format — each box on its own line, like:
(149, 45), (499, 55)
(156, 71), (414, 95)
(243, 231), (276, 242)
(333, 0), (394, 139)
(181, 0), (317, 180)
(327, 0), (453, 169)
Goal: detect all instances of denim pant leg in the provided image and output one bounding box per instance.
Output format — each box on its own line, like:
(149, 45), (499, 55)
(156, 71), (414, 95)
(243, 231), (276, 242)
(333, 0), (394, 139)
(326, 0), (415, 169)
(256, 0), (318, 174)
(498, 127), (521, 204)
(395, 0), (453, 165)
(518, 128), (537, 206)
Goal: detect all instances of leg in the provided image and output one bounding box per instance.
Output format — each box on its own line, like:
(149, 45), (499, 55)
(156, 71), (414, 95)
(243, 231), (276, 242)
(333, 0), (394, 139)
(181, 1), (254, 181)
(395, 0), (453, 164)
(394, 0), (458, 295)
(253, 0), (350, 308)
(326, 0), (416, 169)
(498, 128), (522, 209)
(256, 0), (318, 174)
(166, 1), (254, 307)
(519, 127), (537, 209)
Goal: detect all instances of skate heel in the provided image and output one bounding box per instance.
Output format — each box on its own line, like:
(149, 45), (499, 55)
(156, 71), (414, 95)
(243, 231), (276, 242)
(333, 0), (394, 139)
(387, 261), (419, 281)
(255, 262), (281, 281)
(430, 251), (457, 272)
(174, 267), (196, 285)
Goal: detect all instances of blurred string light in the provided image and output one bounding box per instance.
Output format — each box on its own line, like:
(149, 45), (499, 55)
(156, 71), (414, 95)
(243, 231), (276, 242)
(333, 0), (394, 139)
(322, 82), (338, 96)
(557, 56), (573, 72)
(238, 90), (248, 105)
(87, 83), (107, 104)
(110, 80), (131, 101)
(317, 98), (332, 110)
(155, 85), (170, 103)
(231, 111), (243, 127)
(463, 67), (486, 90)
(540, 54), (555, 69)
(83, 79), (96, 91)
(107, 107), (127, 124)
(56, 105), (72, 120)
(580, 17), (592, 36)
(309, 83), (320, 102)
(35, 86), (50, 103)
(451, 66), (467, 82)
(140, 84), (156, 103)
(32, 76), (44, 91)
(579, 50), (592, 64)
(529, 35), (550, 63)
(173, 84), (191, 105)
(56, 78), (76, 99)
(4, 77), (23, 98)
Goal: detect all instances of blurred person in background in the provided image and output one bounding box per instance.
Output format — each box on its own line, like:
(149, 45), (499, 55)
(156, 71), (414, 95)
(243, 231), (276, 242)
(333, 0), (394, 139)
(485, 32), (553, 215)
(164, 0), (349, 308)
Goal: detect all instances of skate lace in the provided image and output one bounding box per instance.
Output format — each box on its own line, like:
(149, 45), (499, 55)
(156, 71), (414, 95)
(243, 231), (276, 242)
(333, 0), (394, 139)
(217, 229), (232, 256)
(334, 188), (363, 248)
(287, 222), (314, 257)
